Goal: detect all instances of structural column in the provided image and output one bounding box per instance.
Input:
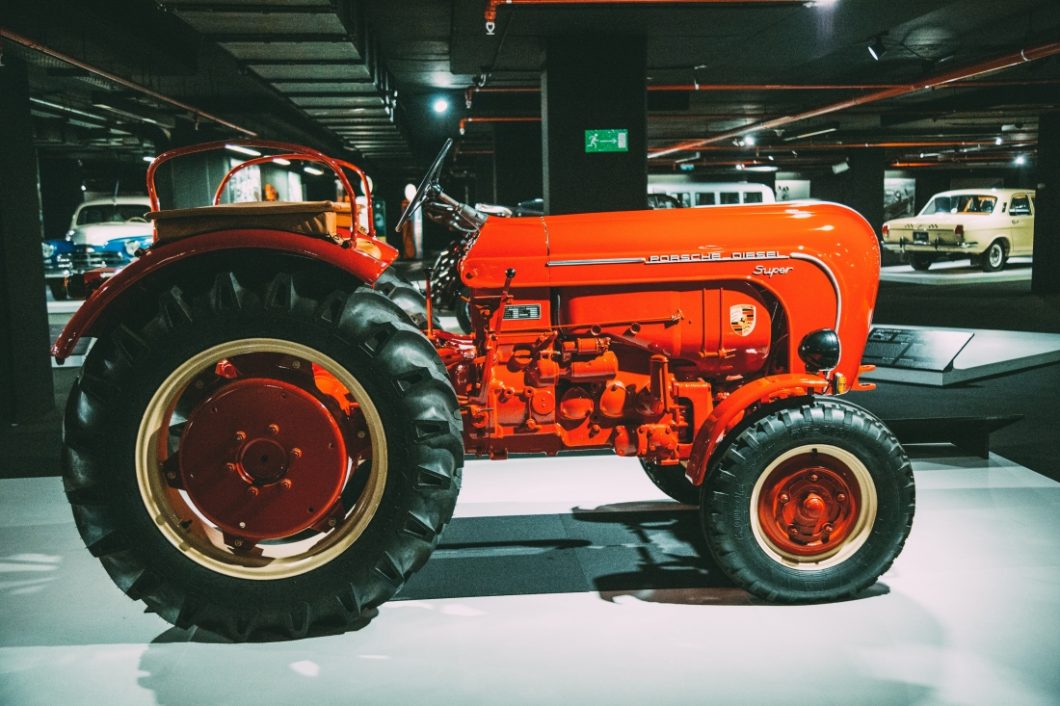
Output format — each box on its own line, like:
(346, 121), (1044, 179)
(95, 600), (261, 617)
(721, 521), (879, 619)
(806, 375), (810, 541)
(0, 59), (55, 424)
(1031, 112), (1060, 295)
(542, 35), (646, 215)
(493, 123), (542, 207)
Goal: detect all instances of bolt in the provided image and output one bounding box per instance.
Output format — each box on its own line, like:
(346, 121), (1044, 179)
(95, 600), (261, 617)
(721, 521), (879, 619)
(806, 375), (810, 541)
(837, 493), (847, 503)
(357, 431), (366, 439)
(233, 538), (243, 547)
(280, 479), (293, 490)
(268, 423), (280, 435)
(238, 521), (246, 529)
(234, 430), (247, 442)
(166, 472), (177, 481)
(225, 462), (237, 472)
(789, 525), (800, 536)
(779, 493), (790, 504)
(291, 360), (301, 369)
(291, 447), (303, 458)
(822, 523), (834, 534)
(247, 486), (259, 497)
(809, 473), (819, 483)
(327, 518), (337, 527)
(590, 423), (601, 434)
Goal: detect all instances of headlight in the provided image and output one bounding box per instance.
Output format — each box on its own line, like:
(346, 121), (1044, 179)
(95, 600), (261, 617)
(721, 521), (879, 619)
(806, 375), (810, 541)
(124, 239), (143, 257)
(42, 242), (56, 259)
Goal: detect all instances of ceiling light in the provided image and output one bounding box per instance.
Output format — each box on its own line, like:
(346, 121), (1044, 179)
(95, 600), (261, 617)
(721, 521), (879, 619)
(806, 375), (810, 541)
(142, 156), (155, 163)
(745, 165), (779, 172)
(226, 144), (261, 157)
(674, 152), (701, 164)
(735, 163), (745, 171)
(832, 160), (850, 174)
(1014, 155), (1026, 166)
(432, 97), (450, 114)
(994, 137), (1003, 146)
(303, 166), (324, 175)
(868, 36), (887, 62)
(744, 134), (756, 147)
(273, 158), (291, 166)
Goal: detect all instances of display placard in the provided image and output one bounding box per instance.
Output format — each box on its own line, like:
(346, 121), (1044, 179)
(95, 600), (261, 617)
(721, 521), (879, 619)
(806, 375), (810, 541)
(862, 327), (974, 371)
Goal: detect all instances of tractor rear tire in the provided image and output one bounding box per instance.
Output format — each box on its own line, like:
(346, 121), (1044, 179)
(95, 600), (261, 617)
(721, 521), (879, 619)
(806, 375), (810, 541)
(700, 398), (914, 602)
(62, 266), (462, 640)
(374, 268), (437, 330)
(639, 459), (700, 505)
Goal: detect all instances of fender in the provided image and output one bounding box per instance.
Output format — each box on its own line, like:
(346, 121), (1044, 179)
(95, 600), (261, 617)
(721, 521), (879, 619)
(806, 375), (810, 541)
(52, 229), (397, 364)
(685, 373), (831, 485)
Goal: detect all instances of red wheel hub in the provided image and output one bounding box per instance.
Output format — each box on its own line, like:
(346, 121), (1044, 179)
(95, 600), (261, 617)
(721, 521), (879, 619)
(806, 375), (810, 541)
(179, 377), (349, 540)
(757, 452), (860, 557)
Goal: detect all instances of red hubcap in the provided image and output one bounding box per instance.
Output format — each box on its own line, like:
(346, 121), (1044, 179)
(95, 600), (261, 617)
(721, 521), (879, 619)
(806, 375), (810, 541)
(757, 453), (861, 557)
(179, 377), (348, 541)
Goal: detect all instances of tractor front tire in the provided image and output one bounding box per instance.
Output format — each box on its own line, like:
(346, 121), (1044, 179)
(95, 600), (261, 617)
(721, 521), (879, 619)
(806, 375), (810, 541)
(700, 398), (914, 602)
(62, 266), (462, 640)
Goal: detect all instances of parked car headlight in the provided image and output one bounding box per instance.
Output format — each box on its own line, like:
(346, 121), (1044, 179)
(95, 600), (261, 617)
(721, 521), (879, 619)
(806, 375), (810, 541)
(124, 239), (143, 257)
(42, 242), (56, 259)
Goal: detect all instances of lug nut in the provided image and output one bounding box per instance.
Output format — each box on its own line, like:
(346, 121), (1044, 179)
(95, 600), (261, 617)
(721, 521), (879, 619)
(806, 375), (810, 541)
(280, 479), (293, 490)
(247, 486), (259, 497)
(837, 493), (847, 503)
(357, 431), (366, 439)
(590, 424), (601, 434)
(233, 538), (243, 547)
(788, 526), (800, 536)
(225, 462), (237, 472)
(268, 423), (280, 435)
(779, 493), (790, 504)
(327, 518), (337, 527)
(238, 521), (246, 529)
(822, 523), (834, 534)
(291, 448), (303, 458)
(809, 473), (819, 482)
(291, 360), (301, 369)
(234, 431), (247, 442)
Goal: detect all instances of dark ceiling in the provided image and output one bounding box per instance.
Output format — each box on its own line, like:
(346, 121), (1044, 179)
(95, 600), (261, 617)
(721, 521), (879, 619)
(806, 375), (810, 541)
(3, 0), (1059, 179)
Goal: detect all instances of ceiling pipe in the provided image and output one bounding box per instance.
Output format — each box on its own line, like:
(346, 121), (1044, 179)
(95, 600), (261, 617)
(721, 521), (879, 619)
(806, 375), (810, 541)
(484, 0), (805, 33)
(459, 115), (541, 135)
(465, 79), (1060, 108)
(649, 40), (1060, 158)
(0, 27), (257, 137)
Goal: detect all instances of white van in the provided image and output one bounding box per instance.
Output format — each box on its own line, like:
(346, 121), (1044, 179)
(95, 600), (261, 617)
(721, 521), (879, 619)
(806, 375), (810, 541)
(648, 181), (775, 207)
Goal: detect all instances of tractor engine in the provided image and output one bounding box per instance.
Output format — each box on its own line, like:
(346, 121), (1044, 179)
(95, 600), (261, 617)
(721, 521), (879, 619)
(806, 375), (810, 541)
(443, 281), (774, 464)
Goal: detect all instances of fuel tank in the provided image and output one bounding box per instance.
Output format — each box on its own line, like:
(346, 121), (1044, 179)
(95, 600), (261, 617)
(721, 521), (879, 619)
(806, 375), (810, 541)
(460, 202), (881, 380)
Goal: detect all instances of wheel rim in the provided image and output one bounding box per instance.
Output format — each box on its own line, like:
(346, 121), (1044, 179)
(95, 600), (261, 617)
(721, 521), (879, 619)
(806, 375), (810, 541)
(989, 243), (1003, 268)
(749, 444), (876, 570)
(136, 338), (388, 580)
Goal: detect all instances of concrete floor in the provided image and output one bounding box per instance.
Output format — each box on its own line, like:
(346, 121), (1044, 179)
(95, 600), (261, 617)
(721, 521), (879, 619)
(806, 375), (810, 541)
(2, 452), (1059, 705)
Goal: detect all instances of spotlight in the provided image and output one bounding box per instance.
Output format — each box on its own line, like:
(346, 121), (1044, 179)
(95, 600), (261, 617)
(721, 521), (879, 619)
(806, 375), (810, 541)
(432, 97), (450, 115)
(994, 137), (1003, 146)
(868, 36), (887, 62)
(303, 166), (325, 176)
(744, 134), (756, 147)
(1014, 155), (1026, 166)
(273, 158), (291, 166)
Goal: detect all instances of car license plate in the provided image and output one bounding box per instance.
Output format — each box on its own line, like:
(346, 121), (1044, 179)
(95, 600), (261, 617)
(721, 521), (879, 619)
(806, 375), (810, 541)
(912, 231), (929, 244)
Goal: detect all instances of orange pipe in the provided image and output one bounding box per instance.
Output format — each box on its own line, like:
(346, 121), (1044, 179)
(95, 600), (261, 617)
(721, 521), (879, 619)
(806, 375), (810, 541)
(484, 0), (803, 31)
(459, 116), (541, 135)
(649, 40), (1060, 158)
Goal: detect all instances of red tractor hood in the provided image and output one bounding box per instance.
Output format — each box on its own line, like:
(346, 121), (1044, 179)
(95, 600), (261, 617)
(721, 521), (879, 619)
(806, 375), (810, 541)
(461, 201), (881, 382)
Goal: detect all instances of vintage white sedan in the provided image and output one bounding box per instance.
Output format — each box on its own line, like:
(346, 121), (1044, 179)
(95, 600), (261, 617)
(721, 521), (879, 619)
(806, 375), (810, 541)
(881, 188), (1036, 271)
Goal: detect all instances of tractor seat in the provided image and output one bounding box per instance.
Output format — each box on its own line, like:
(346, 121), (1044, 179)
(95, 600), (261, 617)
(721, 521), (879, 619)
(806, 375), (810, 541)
(149, 200), (353, 242)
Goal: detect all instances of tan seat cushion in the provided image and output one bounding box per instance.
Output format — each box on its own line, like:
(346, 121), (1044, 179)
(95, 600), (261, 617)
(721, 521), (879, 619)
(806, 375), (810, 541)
(149, 201), (353, 242)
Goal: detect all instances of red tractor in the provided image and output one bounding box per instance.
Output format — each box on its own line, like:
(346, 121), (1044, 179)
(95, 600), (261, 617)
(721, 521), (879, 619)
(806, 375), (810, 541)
(54, 139), (914, 640)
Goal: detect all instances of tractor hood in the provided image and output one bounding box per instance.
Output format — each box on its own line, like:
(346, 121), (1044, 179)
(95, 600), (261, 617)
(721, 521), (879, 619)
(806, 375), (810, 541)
(462, 201), (880, 290)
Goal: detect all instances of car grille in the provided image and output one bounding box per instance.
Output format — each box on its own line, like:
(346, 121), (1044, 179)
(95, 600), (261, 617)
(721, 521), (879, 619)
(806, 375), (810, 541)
(70, 248), (124, 270)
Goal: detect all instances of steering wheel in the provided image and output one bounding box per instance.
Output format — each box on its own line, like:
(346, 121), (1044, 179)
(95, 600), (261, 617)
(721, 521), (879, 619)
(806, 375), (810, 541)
(395, 138), (453, 233)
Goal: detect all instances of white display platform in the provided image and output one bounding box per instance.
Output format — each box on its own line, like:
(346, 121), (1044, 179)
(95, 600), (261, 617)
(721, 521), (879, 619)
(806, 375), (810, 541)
(862, 324), (1060, 386)
(880, 257), (1032, 285)
(2, 452), (1059, 705)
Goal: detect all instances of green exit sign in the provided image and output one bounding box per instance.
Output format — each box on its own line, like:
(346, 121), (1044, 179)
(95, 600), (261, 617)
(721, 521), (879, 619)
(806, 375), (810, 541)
(584, 129), (628, 153)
